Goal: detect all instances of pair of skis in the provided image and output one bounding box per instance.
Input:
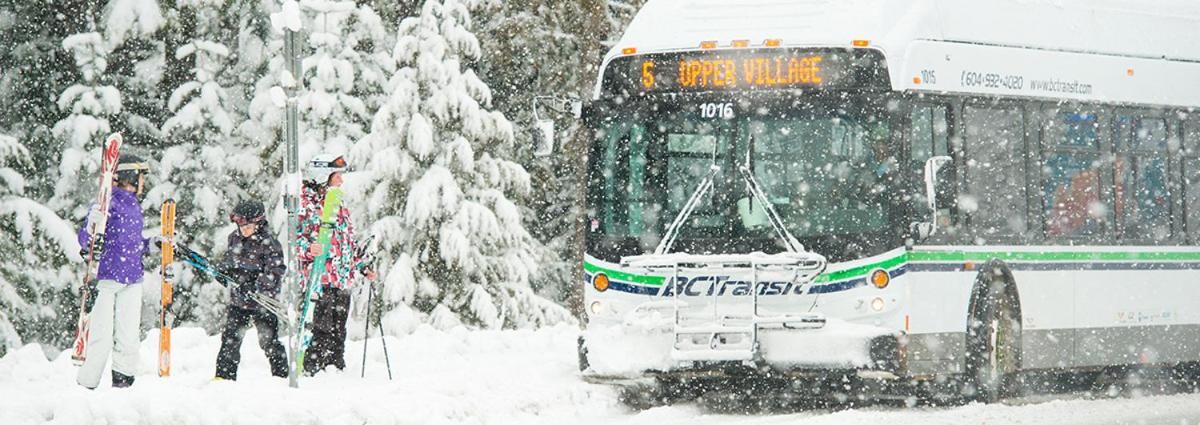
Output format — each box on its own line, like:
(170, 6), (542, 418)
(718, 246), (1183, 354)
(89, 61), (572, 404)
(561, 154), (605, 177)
(68, 133), (179, 379)
(293, 187), (345, 375)
(167, 240), (287, 320)
(159, 199), (176, 376)
(70, 133), (123, 365)
(68, 132), (178, 378)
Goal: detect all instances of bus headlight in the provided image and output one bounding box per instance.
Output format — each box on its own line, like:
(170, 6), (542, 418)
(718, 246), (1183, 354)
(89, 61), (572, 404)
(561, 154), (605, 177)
(593, 273), (610, 292)
(590, 301), (605, 315)
(871, 297), (886, 311)
(870, 269), (890, 289)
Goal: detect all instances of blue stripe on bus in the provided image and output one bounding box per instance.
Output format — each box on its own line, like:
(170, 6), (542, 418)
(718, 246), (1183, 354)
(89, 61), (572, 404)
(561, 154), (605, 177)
(589, 259), (1200, 297)
(586, 266), (908, 297)
(807, 266), (908, 294)
(908, 261), (1200, 272)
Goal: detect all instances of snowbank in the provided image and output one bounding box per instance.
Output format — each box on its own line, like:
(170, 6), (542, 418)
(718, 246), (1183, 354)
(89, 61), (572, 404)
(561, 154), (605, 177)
(3, 325), (1200, 425)
(0, 325), (622, 425)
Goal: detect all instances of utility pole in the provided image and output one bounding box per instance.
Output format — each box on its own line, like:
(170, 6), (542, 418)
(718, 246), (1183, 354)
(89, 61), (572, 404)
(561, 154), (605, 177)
(273, 0), (304, 389)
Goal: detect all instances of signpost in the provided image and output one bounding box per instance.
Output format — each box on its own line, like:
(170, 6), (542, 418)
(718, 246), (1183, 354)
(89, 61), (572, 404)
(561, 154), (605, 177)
(272, 0), (304, 389)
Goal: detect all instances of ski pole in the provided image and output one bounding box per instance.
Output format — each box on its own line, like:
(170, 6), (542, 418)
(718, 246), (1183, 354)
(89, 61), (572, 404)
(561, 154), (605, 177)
(361, 280), (372, 378)
(377, 294), (393, 381)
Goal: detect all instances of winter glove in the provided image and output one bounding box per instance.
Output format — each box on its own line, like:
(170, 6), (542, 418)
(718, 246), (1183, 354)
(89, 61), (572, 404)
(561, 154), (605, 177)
(85, 205), (104, 232)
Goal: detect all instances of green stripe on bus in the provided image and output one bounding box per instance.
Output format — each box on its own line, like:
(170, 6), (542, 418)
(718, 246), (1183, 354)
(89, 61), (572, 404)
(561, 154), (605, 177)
(583, 249), (1200, 290)
(812, 253), (906, 283)
(583, 261), (667, 286)
(908, 250), (1200, 262)
(583, 253), (906, 287)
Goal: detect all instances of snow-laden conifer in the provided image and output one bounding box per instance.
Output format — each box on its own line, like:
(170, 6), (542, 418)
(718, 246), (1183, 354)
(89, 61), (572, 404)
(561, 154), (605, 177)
(156, 0), (261, 330)
(0, 134), (80, 356)
(50, 32), (122, 219)
(354, 0), (571, 330)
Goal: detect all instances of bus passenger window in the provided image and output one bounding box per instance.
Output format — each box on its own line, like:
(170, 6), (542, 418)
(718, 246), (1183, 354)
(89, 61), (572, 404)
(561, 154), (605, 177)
(1183, 120), (1200, 242)
(1042, 112), (1105, 237)
(909, 104), (949, 169)
(595, 124), (648, 236)
(910, 104), (950, 216)
(963, 105), (1028, 238)
(1115, 116), (1171, 241)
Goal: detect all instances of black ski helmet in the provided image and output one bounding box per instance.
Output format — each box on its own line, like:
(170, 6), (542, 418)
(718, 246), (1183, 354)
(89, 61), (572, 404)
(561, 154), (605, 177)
(231, 200), (266, 225)
(115, 154), (149, 186)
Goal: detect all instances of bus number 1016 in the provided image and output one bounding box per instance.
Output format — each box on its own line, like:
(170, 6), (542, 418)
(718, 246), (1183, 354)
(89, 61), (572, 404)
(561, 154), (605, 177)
(699, 102), (735, 119)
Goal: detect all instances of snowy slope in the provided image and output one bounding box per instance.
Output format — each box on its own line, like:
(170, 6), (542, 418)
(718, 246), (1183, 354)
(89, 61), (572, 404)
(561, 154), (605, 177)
(0, 325), (622, 424)
(2, 325), (1200, 424)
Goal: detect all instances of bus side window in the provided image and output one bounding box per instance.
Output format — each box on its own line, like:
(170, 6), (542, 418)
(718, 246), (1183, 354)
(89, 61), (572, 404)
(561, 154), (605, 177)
(1114, 115), (1171, 241)
(1183, 118), (1200, 243)
(596, 124), (648, 236)
(910, 104), (951, 223)
(963, 104), (1028, 238)
(909, 104), (949, 171)
(1041, 111), (1105, 238)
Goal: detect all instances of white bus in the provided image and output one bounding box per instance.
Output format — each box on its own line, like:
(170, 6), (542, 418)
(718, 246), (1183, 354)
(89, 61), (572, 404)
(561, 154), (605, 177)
(575, 0), (1200, 402)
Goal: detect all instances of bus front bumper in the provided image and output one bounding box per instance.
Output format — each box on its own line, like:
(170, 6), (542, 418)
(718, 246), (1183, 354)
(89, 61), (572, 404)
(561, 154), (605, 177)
(579, 320), (905, 382)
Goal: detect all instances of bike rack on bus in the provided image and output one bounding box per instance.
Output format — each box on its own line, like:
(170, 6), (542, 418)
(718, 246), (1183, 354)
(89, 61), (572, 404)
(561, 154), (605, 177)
(622, 252), (827, 363)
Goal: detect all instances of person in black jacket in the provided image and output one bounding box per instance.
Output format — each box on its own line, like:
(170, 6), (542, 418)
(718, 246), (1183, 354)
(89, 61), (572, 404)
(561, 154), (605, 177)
(214, 200), (288, 380)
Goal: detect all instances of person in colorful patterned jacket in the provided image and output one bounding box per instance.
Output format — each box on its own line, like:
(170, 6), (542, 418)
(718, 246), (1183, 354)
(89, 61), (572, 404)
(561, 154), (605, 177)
(297, 153), (376, 375)
(76, 154), (150, 389)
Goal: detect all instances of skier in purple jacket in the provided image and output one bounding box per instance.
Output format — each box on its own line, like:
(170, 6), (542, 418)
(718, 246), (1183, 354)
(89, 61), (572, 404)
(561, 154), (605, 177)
(76, 154), (150, 389)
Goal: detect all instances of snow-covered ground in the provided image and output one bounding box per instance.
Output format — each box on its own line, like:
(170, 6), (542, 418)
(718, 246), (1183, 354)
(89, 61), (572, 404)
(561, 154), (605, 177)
(2, 325), (1200, 425)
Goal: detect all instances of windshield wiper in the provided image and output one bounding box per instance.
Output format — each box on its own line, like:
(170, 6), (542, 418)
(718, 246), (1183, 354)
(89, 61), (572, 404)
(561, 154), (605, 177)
(655, 164), (720, 255)
(738, 165), (804, 253)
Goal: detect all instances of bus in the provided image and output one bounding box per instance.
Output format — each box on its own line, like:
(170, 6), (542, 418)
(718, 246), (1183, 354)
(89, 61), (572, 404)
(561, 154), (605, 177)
(574, 0), (1200, 403)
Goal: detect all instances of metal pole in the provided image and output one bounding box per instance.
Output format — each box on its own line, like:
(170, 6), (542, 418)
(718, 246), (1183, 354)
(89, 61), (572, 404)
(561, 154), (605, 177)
(378, 296), (393, 381)
(284, 25), (303, 389)
(361, 281), (372, 378)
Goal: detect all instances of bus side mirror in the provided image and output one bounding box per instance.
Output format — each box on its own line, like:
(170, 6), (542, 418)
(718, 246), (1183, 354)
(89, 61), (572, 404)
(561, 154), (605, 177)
(530, 97), (581, 157)
(533, 119), (555, 157)
(914, 155), (953, 239)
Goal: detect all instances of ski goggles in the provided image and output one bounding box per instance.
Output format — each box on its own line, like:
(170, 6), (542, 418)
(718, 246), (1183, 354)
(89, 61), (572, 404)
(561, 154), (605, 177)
(230, 214), (265, 226)
(309, 156), (348, 170)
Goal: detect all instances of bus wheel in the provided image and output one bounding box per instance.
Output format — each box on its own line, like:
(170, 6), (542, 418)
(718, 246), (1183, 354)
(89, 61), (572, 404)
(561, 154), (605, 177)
(965, 259), (1022, 403)
(577, 336), (590, 372)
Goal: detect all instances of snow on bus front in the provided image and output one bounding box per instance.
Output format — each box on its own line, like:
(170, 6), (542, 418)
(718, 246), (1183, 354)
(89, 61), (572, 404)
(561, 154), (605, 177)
(579, 251), (902, 380)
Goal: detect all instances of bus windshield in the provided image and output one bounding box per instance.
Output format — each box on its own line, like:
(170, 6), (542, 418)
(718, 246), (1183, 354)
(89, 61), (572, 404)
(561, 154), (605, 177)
(586, 94), (902, 262)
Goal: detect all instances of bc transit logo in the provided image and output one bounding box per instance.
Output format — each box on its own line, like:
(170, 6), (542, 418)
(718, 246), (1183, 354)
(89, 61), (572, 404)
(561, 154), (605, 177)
(658, 275), (809, 297)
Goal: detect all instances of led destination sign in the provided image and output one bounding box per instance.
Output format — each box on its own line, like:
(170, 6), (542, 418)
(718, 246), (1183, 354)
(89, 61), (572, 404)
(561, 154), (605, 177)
(603, 48), (887, 96)
(647, 55), (825, 90)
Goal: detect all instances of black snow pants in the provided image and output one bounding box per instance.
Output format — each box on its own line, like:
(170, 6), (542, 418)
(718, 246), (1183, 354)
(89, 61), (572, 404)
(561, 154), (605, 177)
(304, 287), (351, 375)
(215, 306), (288, 380)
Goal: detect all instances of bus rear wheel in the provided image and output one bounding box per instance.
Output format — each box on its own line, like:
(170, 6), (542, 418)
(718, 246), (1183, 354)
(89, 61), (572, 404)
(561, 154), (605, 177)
(965, 260), (1022, 403)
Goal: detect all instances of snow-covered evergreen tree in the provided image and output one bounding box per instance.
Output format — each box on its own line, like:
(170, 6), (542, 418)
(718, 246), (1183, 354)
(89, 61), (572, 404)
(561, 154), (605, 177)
(101, 0), (167, 145)
(348, 4), (396, 120)
(50, 32), (122, 219)
(477, 0), (609, 304)
(0, 1), (96, 197)
(606, 0), (647, 44)
(156, 0), (261, 330)
(242, 4), (288, 182)
(0, 134), (80, 356)
(353, 0), (570, 330)
(296, 0), (376, 157)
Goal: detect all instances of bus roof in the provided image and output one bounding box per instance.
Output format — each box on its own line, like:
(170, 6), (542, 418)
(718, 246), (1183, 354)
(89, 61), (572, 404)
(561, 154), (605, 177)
(600, 0), (1200, 106)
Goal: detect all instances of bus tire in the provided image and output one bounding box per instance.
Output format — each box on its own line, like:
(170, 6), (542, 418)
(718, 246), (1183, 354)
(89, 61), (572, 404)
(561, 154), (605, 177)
(964, 259), (1022, 403)
(578, 335), (590, 372)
